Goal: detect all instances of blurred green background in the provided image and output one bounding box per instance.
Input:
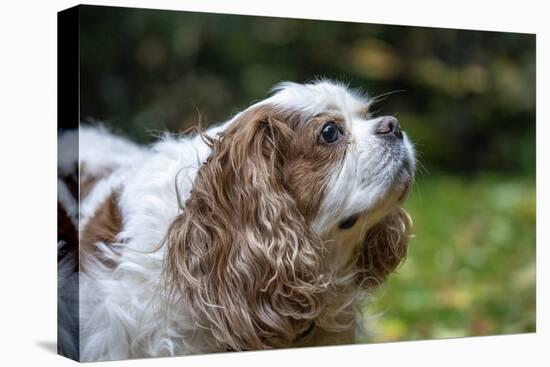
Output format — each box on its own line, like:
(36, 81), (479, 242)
(79, 5), (536, 342)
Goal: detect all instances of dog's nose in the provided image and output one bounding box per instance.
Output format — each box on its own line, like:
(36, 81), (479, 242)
(375, 116), (402, 139)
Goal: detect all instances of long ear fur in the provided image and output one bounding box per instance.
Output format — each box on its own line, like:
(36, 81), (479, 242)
(357, 207), (412, 288)
(163, 106), (332, 351)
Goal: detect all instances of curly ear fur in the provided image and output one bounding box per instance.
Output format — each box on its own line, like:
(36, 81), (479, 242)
(357, 207), (412, 288)
(163, 106), (333, 351)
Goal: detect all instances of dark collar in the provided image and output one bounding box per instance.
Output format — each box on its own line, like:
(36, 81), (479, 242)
(294, 322), (315, 342)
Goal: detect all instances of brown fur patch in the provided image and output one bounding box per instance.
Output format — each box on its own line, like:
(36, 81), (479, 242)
(79, 165), (112, 201)
(80, 192), (122, 266)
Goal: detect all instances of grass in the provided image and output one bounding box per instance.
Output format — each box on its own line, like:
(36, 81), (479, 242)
(360, 174), (536, 343)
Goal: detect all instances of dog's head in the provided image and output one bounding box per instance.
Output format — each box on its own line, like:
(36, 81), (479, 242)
(164, 80), (415, 350)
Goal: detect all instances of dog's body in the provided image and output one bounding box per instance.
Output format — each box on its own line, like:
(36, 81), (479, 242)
(58, 80), (415, 361)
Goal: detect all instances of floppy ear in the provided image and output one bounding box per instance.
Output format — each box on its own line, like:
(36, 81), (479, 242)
(357, 207), (412, 288)
(163, 105), (330, 351)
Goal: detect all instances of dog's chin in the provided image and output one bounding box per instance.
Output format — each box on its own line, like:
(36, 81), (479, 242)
(396, 189), (408, 205)
(368, 162), (413, 219)
(394, 157), (414, 203)
(338, 156), (414, 231)
(397, 177), (412, 202)
(339, 184), (407, 232)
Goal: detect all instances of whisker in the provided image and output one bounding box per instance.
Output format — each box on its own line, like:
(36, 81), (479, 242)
(369, 89), (407, 105)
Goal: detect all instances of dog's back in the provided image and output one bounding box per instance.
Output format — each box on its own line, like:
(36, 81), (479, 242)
(58, 125), (217, 361)
(57, 125), (150, 360)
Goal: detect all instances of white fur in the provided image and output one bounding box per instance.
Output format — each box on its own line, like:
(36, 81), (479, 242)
(74, 80), (415, 361)
(79, 124), (150, 177)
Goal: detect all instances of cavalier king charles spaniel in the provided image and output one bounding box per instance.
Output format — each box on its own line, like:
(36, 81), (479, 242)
(57, 80), (415, 361)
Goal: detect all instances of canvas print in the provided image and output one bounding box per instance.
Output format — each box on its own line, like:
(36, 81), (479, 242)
(57, 5), (536, 362)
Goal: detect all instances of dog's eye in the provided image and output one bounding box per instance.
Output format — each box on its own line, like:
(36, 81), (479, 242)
(339, 215), (358, 230)
(320, 122), (340, 144)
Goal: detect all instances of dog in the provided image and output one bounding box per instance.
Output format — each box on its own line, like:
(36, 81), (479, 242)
(57, 80), (415, 361)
